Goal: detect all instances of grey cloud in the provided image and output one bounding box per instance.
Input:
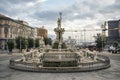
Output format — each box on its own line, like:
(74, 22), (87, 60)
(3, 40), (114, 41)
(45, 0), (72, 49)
(60, 8), (92, 21)
(32, 11), (58, 21)
(0, 8), (7, 14)
(0, 0), (120, 28)
(1, 0), (34, 4)
(0, 0), (42, 16)
(97, 0), (120, 21)
(109, 0), (120, 11)
(0, 0), (98, 22)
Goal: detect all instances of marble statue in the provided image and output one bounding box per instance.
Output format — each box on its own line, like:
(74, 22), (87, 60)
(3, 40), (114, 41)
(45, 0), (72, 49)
(57, 12), (62, 28)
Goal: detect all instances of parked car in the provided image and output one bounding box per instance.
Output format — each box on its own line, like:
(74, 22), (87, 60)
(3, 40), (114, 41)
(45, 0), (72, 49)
(108, 46), (116, 53)
(108, 46), (120, 54)
(113, 48), (120, 54)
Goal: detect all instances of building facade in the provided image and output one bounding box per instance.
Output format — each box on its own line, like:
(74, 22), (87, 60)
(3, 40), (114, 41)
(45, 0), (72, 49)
(37, 26), (48, 39)
(36, 26), (48, 48)
(108, 20), (120, 44)
(0, 14), (34, 50)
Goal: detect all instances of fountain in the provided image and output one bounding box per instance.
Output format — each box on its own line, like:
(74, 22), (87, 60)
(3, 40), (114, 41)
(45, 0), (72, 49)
(9, 13), (110, 72)
(54, 12), (65, 50)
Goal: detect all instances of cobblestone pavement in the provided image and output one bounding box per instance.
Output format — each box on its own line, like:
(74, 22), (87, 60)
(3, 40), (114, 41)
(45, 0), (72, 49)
(0, 52), (120, 80)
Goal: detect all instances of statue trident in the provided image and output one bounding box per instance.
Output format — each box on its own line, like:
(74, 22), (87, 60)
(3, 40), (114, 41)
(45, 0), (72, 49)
(57, 12), (62, 28)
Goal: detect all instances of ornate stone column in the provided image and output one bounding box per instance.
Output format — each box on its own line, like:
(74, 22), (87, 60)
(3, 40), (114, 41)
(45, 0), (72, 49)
(54, 12), (65, 49)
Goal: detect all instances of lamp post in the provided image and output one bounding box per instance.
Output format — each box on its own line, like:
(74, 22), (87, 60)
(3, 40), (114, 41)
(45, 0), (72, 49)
(20, 28), (22, 53)
(101, 21), (107, 51)
(83, 29), (86, 47)
(20, 26), (23, 53)
(4, 26), (9, 53)
(101, 24), (105, 51)
(101, 26), (103, 51)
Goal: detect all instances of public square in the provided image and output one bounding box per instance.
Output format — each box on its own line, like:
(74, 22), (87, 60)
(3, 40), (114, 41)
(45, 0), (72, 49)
(0, 52), (120, 80)
(0, 0), (120, 80)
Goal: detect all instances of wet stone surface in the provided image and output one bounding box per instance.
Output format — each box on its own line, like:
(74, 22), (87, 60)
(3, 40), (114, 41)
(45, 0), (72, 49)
(0, 53), (120, 80)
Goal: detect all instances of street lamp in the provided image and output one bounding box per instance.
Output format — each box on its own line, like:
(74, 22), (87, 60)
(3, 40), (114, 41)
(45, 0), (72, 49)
(19, 26), (23, 53)
(20, 28), (22, 53)
(83, 29), (86, 47)
(101, 21), (107, 51)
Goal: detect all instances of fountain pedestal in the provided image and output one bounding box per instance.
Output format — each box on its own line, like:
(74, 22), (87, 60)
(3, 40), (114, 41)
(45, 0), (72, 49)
(54, 12), (65, 49)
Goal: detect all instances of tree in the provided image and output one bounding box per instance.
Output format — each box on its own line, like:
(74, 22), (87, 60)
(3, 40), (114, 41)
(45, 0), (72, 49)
(52, 42), (59, 49)
(95, 33), (106, 51)
(7, 39), (14, 52)
(35, 38), (40, 48)
(95, 34), (102, 48)
(113, 42), (118, 47)
(61, 42), (67, 49)
(52, 42), (67, 49)
(48, 38), (52, 45)
(15, 36), (27, 52)
(44, 37), (52, 45)
(27, 37), (34, 49)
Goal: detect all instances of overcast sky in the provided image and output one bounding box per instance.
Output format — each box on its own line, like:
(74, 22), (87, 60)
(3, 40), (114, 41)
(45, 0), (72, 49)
(0, 0), (120, 42)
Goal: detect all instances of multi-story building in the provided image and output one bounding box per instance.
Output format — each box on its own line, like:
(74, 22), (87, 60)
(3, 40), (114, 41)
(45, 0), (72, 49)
(37, 26), (48, 39)
(108, 20), (120, 44)
(0, 14), (34, 50)
(34, 28), (37, 39)
(36, 26), (48, 48)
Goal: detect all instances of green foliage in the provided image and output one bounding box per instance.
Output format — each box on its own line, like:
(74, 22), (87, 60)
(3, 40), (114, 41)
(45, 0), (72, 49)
(95, 34), (102, 48)
(44, 37), (52, 45)
(35, 38), (40, 48)
(113, 42), (118, 47)
(15, 36), (27, 52)
(7, 39), (14, 52)
(61, 42), (67, 49)
(95, 33), (105, 48)
(15, 36), (20, 49)
(45, 49), (49, 52)
(52, 42), (67, 49)
(27, 37), (34, 48)
(52, 42), (59, 49)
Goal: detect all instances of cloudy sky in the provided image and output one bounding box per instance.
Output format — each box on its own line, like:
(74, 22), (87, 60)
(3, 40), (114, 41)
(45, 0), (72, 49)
(0, 0), (120, 42)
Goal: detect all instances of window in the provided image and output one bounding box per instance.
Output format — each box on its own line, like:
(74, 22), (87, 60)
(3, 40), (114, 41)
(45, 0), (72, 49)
(4, 27), (8, 38)
(0, 28), (1, 37)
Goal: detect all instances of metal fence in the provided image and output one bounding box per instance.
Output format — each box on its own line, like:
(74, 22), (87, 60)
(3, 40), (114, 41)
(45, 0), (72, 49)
(9, 55), (110, 72)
